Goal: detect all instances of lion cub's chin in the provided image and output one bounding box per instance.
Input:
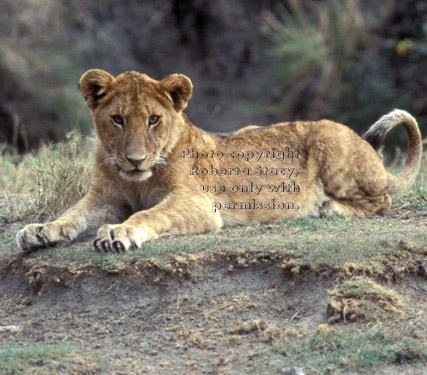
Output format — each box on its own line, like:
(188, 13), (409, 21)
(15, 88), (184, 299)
(120, 169), (153, 182)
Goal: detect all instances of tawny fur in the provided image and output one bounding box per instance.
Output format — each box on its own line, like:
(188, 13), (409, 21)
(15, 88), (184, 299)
(16, 70), (422, 252)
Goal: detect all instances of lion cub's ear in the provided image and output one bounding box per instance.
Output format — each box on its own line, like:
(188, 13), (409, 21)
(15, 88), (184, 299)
(160, 74), (193, 112)
(79, 69), (116, 110)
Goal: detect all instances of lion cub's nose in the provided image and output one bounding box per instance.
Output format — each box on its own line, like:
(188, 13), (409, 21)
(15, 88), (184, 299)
(125, 154), (147, 166)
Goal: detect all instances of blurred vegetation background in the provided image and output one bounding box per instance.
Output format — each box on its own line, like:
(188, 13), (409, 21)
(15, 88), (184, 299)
(0, 0), (426, 154)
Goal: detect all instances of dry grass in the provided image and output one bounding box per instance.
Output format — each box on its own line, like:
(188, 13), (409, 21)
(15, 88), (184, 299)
(327, 277), (404, 324)
(0, 132), (94, 222)
(32, 132), (94, 214)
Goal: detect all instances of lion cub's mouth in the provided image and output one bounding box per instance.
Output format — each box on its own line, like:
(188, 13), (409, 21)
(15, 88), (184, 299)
(114, 161), (161, 182)
(121, 167), (153, 182)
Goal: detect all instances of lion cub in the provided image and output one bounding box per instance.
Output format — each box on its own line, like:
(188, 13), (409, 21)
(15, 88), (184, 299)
(17, 70), (422, 252)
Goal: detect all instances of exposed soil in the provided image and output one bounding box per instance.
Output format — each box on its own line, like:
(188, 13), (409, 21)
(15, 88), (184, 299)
(0, 253), (426, 374)
(1, 254), (330, 374)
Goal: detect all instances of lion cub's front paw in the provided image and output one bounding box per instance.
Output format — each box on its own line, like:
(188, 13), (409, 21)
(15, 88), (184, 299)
(93, 224), (150, 253)
(16, 222), (77, 251)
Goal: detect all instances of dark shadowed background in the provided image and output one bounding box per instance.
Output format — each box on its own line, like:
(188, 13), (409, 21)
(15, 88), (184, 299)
(0, 0), (426, 155)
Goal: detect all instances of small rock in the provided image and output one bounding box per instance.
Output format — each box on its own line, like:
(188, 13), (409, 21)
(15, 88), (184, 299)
(0, 325), (22, 333)
(281, 367), (305, 375)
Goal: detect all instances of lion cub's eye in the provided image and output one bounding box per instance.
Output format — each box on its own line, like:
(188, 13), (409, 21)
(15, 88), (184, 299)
(148, 115), (160, 127)
(111, 115), (125, 127)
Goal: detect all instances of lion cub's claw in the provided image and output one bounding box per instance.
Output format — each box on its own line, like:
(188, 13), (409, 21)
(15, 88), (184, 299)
(93, 224), (147, 253)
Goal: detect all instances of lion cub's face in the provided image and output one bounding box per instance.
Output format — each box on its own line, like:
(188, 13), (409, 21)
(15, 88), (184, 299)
(79, 70), (193, 182)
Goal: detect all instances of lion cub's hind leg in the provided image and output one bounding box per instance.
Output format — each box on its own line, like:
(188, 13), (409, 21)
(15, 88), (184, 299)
(320, 193), (391, 217)
(319, 139), (391, 217)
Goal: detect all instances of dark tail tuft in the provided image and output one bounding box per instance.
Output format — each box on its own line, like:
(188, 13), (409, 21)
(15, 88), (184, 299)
(363, 128), (387, 151)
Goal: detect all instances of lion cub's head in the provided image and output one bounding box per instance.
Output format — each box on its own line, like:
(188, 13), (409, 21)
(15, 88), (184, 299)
(79, 69), (193, 182)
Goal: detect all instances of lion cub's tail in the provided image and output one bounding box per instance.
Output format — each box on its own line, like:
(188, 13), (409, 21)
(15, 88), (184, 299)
(363, 109), (422, 195)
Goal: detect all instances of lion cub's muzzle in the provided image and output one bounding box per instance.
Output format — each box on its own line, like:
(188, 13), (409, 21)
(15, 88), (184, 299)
(115, 153), (157, 182)
(125, 154), (147, 167)
(119, 152), (148, 172)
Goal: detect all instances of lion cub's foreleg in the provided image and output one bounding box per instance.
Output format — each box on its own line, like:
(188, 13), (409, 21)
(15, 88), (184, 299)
(93, 190), (222, 253)
(16, 193), (125, 251)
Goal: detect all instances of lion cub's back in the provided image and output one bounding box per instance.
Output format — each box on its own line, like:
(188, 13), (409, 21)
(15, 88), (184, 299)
(207, 122), (322, 224)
